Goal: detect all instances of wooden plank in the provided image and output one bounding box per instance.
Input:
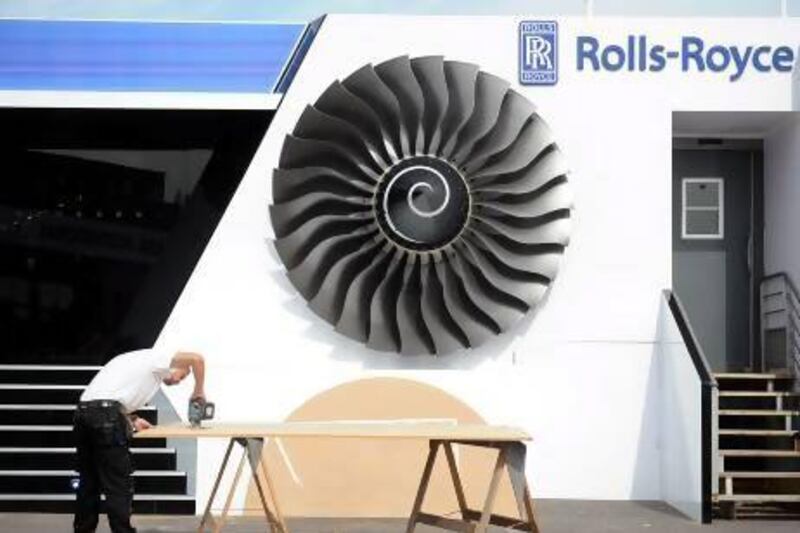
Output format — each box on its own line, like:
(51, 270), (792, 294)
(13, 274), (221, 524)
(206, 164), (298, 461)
(243, 439), (280, 533)
(718, 410), (799, 416)
(716, 494), (800, 503)
(719, 429), (797, 436)
(406, 441), (440, 533)
(505, 442), (539, 533)
(198, 439), (235, 532)
(714, 373), (791, 379)
(137, 422), (530, 442)
(719, 449), (800, 457)
(213, 446), (247, 533)
(442, 442), (468, 517)
(416, 512), (473, 532)
(719, 391), (796, 397)
(734, 510), (800, 516)
(720, 471), (800, 479)
(477, 449), (506, 532)
(256, 446), (288, 533)
(461, 509), (533, 530)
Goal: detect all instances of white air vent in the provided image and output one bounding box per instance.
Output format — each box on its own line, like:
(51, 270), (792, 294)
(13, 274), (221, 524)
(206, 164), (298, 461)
(682, 177), (723, 240)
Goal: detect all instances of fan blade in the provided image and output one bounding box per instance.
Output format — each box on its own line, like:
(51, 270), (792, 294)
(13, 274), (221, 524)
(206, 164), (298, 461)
(464, 230), (562, 279)
(270, 191), (370, 238)
(395, 256), (435, 354)
(375, 56), (426, 156)
(471, 147), (568, 194)
(419, 258), (469, 353)
(294, 105), (389, 171)
(433, 257), (497, 347)
(449, 252), (524, 330)
(272, 167), (374, 203)
(410, 56), (449, 155)
(470, 115), (553, 179)
(449, 72), (509, 165)
(475, 183), (573, 219)
(315, 80), (398, 164)
(309, 239), (384, 324)
(336, 246), (396, 342)
(287, 226), (379, 300)
(471, 215), (571, 247)
(457, 240), (549, 307)
(462, 90), (536, 174)
(438, 61), (479, 158)
(279, 135), (379, 183)
(343, 64), (408, 157)
(365, 252), (406, 352)
(274, 212), (373, 268)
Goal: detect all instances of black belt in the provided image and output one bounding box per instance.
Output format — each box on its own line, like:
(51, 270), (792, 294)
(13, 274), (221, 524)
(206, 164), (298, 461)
(78, 399), (123, 410)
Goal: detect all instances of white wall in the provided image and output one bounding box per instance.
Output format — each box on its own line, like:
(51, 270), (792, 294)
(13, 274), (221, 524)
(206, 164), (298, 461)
(153, 16), (800, 511)
(656, 294), (707, 522)
(765, 113), (800, 282)
(794, 50), (800, 109)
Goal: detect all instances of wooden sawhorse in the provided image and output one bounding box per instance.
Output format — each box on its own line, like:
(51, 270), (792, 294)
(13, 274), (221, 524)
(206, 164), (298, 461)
(406, 440), (539, 533)
(198, 437), (288, 533)
(137, 422), (536, 533)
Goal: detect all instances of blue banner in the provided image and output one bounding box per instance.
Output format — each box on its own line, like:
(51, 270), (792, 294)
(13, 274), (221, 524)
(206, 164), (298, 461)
(0, 20), (304, 92)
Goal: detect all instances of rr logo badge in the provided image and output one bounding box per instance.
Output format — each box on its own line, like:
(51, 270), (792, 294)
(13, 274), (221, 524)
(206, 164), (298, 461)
(520, 21), (558, 86)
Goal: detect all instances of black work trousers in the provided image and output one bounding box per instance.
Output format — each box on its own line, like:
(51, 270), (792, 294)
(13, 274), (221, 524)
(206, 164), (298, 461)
(73, 400), (136, 533)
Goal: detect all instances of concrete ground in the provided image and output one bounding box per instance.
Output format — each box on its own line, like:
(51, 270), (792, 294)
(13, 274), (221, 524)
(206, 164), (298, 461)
(2, 501), (798, 532)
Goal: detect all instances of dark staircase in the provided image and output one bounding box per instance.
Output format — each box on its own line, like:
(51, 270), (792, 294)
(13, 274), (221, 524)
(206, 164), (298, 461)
(714, 372), (800, 519)
(0, 365), (194, 514)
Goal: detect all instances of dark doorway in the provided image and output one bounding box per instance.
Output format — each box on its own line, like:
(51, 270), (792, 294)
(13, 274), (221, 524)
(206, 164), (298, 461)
(672, 140), (764, 372)
(0, 108), (272, 365)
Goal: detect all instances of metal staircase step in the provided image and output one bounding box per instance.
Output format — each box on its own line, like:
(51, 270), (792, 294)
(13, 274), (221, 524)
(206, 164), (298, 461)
(0, 385), (85, 404)
(0, 366), (100, 385)
(0, 425), (166, 448)
(0, 404), (156, 411)
(0, 493), (195, 514)
(0, 470), (186, 495)
(0, 447), (176, 470)
(0, 366), (191, 515)
(0, 385), (85, 390)
(0, 469), (186, 476)
(0, 404), (157, 425)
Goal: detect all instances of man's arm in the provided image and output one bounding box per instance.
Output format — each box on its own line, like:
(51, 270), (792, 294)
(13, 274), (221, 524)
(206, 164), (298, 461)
(171, 351), (206, 399)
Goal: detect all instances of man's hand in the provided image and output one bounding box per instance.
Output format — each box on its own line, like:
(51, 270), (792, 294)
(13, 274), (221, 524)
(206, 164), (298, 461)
(133, 417), (152, 432)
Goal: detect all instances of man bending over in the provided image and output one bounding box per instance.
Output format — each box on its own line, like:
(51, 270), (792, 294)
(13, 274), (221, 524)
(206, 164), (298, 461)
(73, 348), (205, 533)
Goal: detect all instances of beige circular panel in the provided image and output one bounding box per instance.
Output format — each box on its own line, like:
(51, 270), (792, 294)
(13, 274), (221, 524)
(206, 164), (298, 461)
(246, 377), (517, 518)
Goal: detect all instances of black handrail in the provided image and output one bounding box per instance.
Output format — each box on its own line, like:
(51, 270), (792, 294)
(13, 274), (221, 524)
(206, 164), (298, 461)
(663, 289), (717, 523)
(664, 290), (717, 388)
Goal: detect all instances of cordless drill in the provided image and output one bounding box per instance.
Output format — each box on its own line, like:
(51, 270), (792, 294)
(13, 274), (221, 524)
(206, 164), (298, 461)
(188, 397), (215, 428)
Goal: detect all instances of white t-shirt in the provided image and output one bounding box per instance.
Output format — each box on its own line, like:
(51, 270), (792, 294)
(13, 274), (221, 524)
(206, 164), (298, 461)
(81, 349), (174, 413)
